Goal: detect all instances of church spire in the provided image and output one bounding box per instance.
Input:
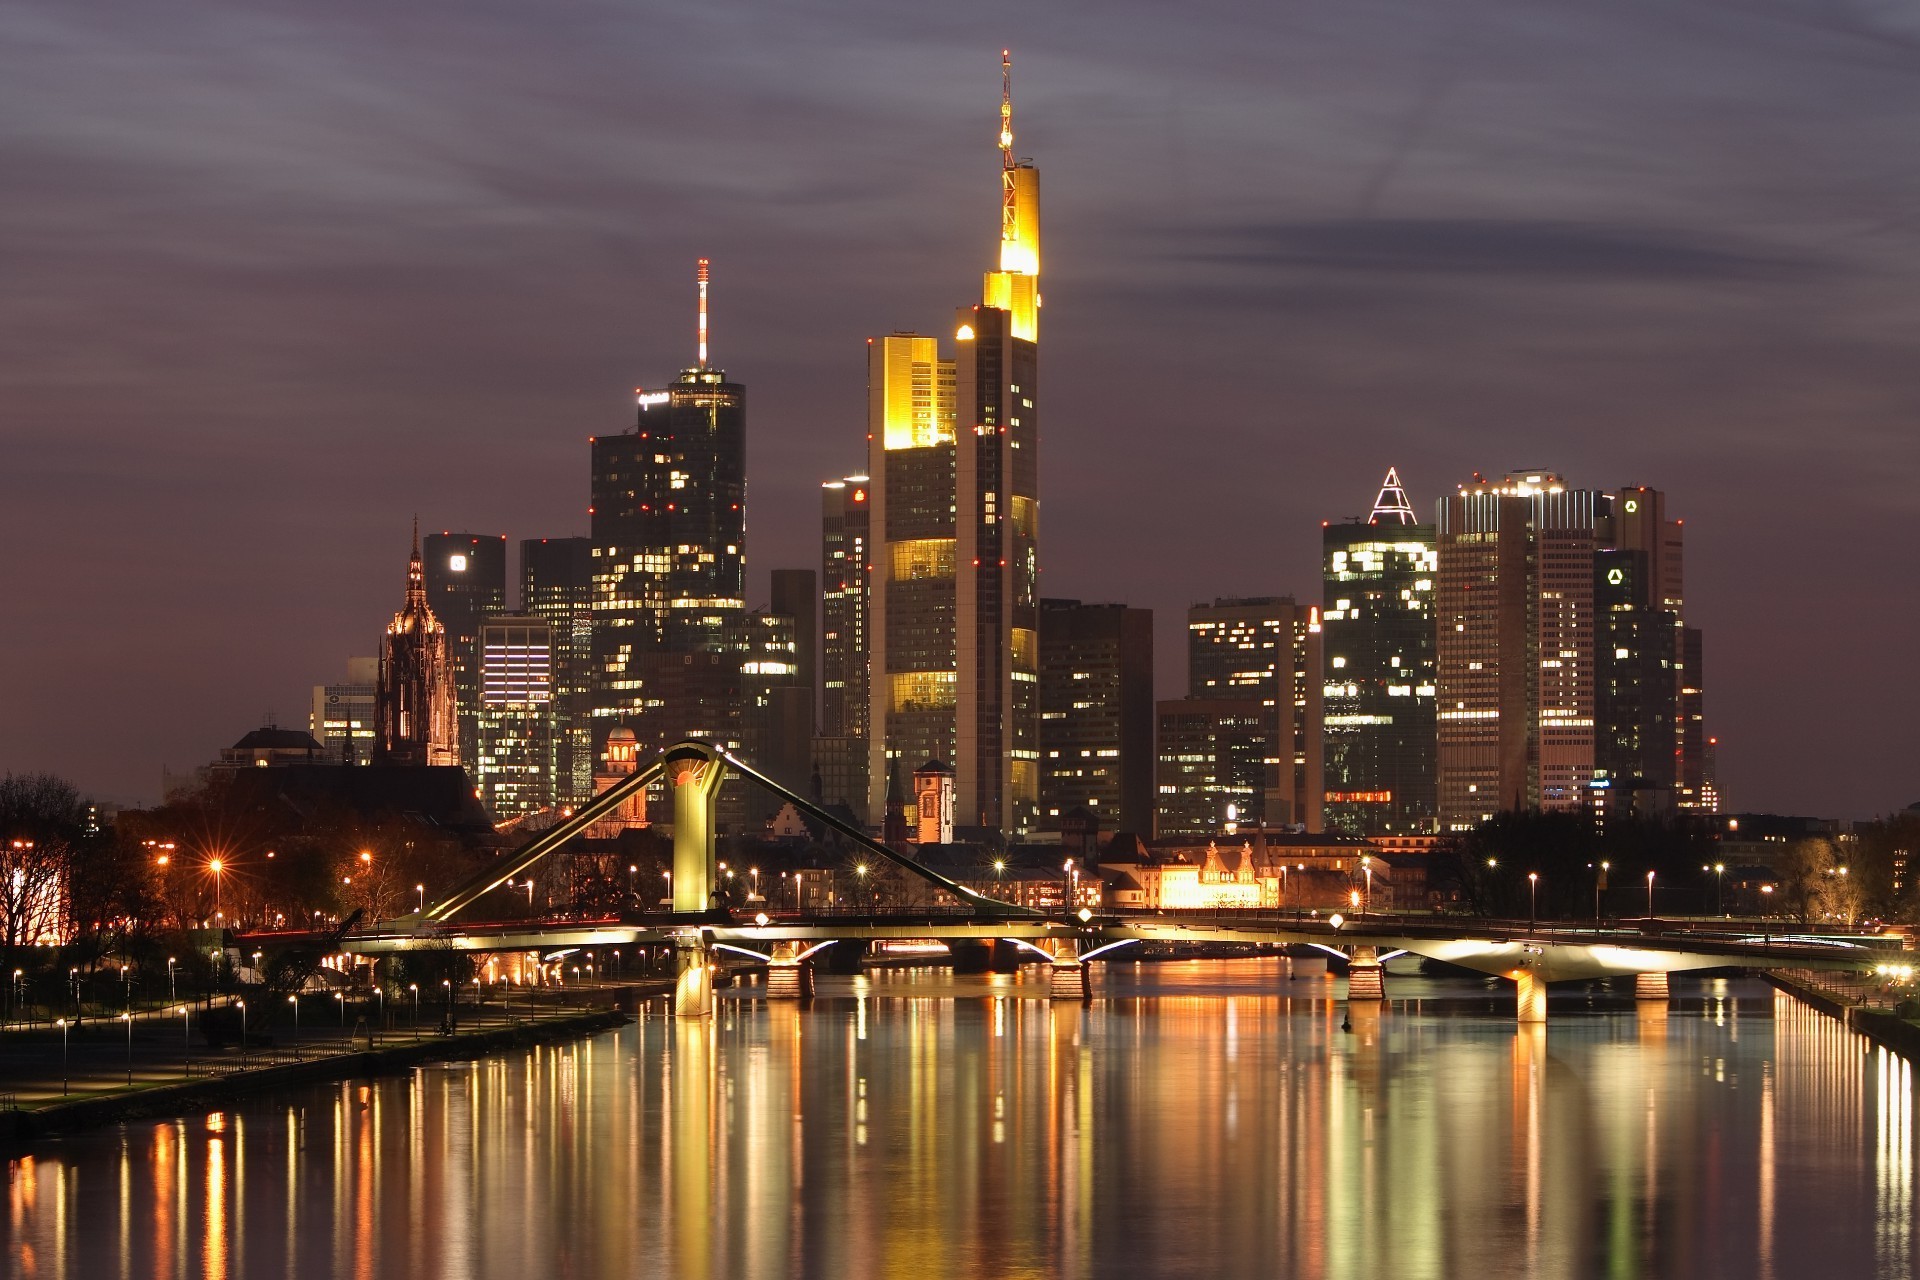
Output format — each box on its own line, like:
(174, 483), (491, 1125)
(1369, 467), (1417, 525)
(406, 516), (427, 608)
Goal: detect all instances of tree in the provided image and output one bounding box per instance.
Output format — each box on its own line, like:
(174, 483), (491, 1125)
(0, 774), (87, 1019)
(1779, 837), (1840, 926)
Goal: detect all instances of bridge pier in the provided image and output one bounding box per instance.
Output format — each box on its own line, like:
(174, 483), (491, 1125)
(666, 744), (727, 913)
(1346, 946), (1385, 1002)
(765, 941), (814, 1000)
(1515, 970), (1548, 1023)
(1634, 971), (1671, 1003)
(673, 940), (713, 1018)
(1041, 938), (1089, 1002)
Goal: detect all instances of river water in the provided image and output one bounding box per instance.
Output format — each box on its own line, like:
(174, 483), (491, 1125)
(4, 962), (1914, 1279)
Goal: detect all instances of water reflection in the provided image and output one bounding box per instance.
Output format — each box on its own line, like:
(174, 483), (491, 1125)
(6, 965), (1917, 1279)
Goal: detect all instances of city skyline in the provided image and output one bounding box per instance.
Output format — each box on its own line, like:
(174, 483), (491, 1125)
(6, 3), (1918, 819)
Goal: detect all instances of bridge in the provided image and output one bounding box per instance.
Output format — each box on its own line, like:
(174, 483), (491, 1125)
(307, 741), (1891, 1022)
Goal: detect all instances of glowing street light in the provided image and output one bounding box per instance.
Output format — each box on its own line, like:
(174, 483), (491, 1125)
(417, 883), (426, 914)
(1596, 861), (1610, 921)
(1646, 869), (1657, 918)
(57, 1017), (69, 1094)
(1528, 871), (1539, 926)
(288, 995), (300, 1059)
(208, 858), (225, 917)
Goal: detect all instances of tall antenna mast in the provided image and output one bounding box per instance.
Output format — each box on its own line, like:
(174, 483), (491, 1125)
(1000, 50), (1016, 245)
(696, 257), (710, 369)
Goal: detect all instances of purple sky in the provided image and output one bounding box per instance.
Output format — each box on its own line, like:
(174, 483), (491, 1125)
(5, 0), (1917, 817)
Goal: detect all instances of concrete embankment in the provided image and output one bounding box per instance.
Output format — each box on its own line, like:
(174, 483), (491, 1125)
(1, 1005), (635, 1145)
(1764, 970), (1920, 1061)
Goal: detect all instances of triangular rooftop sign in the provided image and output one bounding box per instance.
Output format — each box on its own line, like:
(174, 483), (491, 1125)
(1370, 467), (1417, 525)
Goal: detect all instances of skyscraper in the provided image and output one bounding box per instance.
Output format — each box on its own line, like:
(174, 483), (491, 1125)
(1322, 468), (1438, 835)
(376, 523), (458, 767)
(820, 474), (872, 741)
(1187, 597), (1324, 830)
(1039, 598), (1155, 836)
(472, 615), (556, 818)
(590, 259), (747, 745)
(1155, 699), (1267, 839)
(867, 54), (1041, 834)
(423, 531), (507, 758)
(521, 536), (594, 805)
(1434, 473), (1699, 829)
(1434, 472), (1604, 827)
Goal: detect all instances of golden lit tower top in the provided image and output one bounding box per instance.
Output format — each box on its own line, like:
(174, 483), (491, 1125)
(984, 50), (1040, 340)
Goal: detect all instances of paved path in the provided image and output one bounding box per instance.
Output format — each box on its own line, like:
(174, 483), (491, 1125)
(0, 983), (659, 1112)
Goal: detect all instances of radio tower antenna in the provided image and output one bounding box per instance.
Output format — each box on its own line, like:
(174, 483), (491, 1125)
(999, 50), (1017, 244)
(696, 258), (710, 369)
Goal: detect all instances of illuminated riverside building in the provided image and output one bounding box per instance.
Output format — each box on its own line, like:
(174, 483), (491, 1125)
(423, 531), (507, 755)
(866, 54), (1041, 834)
(521, 536), (594, 805)
(472, 615), (556, 818)
(1435, 472), (1700, 829)
(1321, 468), (1437, 835)
(375, 524), (459, 767)
(1186, 597), (1323, 829)
(1039, 598), (1155, 836)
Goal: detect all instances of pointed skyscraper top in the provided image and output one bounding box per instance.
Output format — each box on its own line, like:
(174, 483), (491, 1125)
(1369, 467), (1417, 525)
(696, 258), (710, 369)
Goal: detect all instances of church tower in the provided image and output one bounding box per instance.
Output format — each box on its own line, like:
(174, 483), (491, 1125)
(376, 521), (460, 767)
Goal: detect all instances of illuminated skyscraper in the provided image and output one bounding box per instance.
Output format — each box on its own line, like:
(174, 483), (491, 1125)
(1187, 598), (1323, 830)
(376, 523), (459, 767)
(820, 474), (872, 741)
(1436, 472), (1600, 826)
(1039, 599), (1155, 836)
(590, 259), (747, 740)
(473, 615), (556, 818)
(521, 537), (594, 804)
(867, 54), (1041, 834)
(311, 657), (378, 765)
(1155, 699), (1267, 839)
(424, 531), (507, 755)
(1322, 468), (1438, 835)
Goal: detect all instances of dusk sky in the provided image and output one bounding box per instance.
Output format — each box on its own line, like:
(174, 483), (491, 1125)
(5, 0), (1917, 818)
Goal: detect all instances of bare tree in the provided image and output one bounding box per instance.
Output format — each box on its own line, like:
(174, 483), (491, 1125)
(0, 774), (86, 1019)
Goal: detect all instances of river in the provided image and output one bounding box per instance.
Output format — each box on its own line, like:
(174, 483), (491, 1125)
(5, 961), (1913, 1279)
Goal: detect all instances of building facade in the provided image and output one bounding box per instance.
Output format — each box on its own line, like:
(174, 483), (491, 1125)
(1039, 598), (1155, 836)
(1187, 597), (1324, 830)
(472, 615), (556, 819)
(820, 474), (872, 743)
(1154, 698), (1267, 839)
(1321, 468), (1437, 835)
(521, 536), (595, 806)
(311, 657), (378, 765)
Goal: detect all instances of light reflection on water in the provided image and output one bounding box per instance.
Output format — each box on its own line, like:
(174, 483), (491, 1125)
(6, 962), (1916, 1279)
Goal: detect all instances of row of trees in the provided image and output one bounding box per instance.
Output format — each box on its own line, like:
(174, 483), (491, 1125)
(1430, 808), (1920, 926)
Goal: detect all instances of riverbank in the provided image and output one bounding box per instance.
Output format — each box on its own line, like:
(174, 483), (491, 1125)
(0, 984), (667, 1145)
(1763, 968), (1920, 1061)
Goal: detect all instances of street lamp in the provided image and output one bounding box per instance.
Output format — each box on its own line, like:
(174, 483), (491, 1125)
(628, 865), (637, 899)
(209, 857), (224, 918)
(167, 956), (177, 1003)
(179, 1006), (191, 1077)
(409, 983), (419, 1039)
(289, 994), (300, 1059)
(1362, 856), (1374, 917)
(1528, 872), (1539, 926)
(1714, 862), (1726, 916)
(122, 1011), (134, 1085)
(57, 1018), (69, 1094)
(1596, 862), (1610, 922)
(1646, 870), (1657, 918)
(417, 884), (426, 914)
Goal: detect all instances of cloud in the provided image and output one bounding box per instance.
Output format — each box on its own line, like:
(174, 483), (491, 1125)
(1186, 217), (1818, 281)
